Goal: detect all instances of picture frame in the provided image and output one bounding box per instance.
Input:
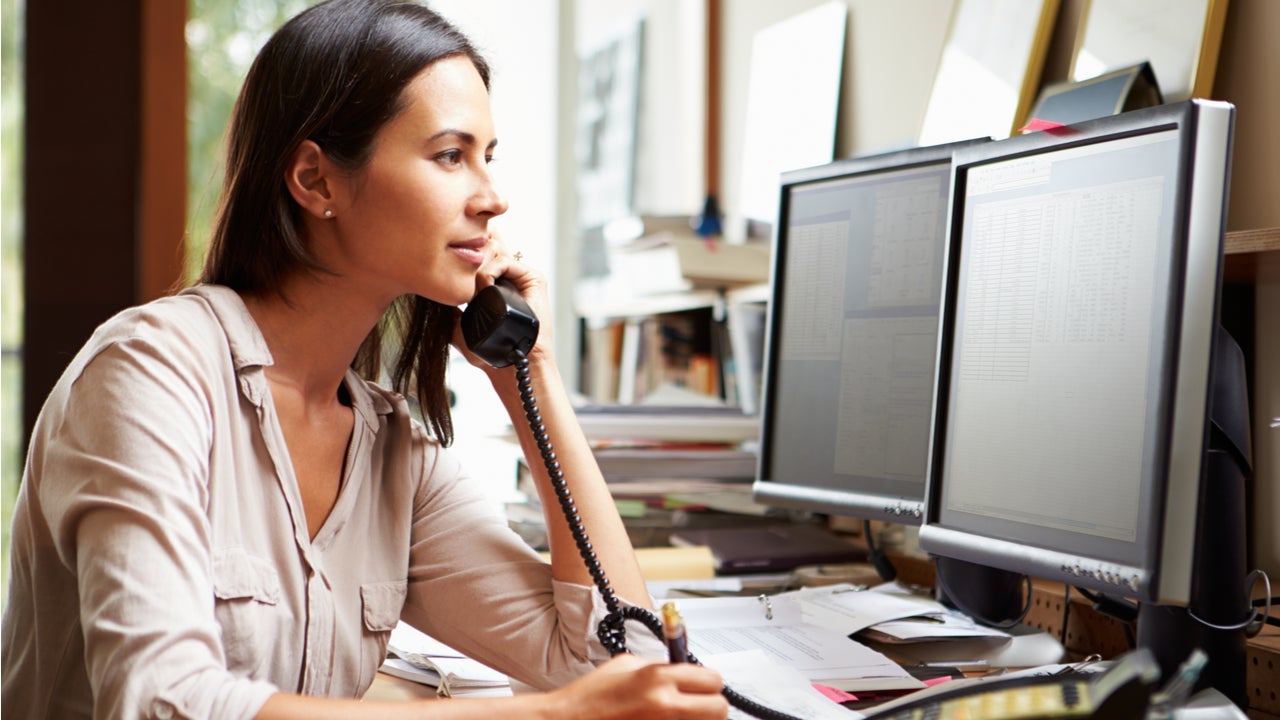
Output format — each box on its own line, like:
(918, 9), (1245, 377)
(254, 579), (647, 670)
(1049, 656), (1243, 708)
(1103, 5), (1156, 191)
(1069, 0), (1230, 102)
(736, 1), (847, 229)
(918, 0), (1060, 146)
(575, 17), (645, 231)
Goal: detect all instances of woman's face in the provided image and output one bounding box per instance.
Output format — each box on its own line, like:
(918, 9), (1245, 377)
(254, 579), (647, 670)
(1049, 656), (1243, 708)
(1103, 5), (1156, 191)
(331, 55), (508, 306)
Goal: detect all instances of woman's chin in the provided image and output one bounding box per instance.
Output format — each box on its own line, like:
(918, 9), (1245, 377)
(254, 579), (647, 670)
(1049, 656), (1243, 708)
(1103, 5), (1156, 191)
(414, 285), (476, 308)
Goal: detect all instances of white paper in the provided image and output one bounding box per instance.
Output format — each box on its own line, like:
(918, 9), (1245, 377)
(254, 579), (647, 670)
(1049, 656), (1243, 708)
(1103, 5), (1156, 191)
(701, 649), (867, 720)
(795, 583), (955, 635)
(868, 607), (1012, 641)
(389, 623), (467, 658)
(669, 595), (923, 691)
(379, 656), (442, 687)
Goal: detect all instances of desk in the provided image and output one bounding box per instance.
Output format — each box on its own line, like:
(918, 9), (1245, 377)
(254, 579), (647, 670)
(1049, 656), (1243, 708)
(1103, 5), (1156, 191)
(1248, 624), (1280, 719)
(364, 548), (1279, 716)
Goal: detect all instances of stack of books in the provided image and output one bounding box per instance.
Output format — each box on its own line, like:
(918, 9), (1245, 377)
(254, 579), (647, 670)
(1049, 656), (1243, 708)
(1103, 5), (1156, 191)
(507, 404), (774, 549)
(575, 403), (760, 481)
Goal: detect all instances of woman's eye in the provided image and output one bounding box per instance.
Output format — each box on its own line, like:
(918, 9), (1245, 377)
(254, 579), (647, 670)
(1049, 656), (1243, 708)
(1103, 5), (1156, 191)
(435, 150), (463, 166)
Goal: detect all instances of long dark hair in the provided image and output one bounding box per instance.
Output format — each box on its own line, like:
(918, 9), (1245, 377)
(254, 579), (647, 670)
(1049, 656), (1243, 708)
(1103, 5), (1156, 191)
(202, 0), (491, 445)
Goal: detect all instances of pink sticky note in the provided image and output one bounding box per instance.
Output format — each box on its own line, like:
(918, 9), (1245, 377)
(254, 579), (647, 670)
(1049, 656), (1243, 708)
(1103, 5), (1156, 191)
(1019, 117), (1083, 137)
(924, 675), (954, 688)
(1020, 117), (1067, 133)
(812, 683), (859, 703)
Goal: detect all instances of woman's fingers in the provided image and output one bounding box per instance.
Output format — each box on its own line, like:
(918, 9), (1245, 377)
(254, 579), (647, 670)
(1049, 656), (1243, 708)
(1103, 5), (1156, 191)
(549, 657), (729, 720)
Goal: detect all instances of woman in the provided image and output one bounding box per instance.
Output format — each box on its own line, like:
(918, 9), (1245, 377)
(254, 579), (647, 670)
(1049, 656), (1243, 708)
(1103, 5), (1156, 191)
(1, 1), (729, 718)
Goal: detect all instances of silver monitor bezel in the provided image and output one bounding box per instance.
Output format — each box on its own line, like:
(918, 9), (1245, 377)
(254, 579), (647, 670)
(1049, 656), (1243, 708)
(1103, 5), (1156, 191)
(753, 138), (989, 525)
(918, 100), (1234, 606)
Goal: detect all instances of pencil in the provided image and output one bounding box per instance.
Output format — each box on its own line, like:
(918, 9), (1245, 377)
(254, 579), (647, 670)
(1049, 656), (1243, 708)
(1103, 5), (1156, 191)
(661, 601), (689, 663)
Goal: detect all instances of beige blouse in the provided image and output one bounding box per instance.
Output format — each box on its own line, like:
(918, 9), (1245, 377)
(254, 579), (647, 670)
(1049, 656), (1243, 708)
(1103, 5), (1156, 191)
(1, 285), (657, 720)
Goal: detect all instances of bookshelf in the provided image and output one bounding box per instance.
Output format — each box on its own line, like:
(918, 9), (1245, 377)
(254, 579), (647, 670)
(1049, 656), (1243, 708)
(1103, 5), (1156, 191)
(1223, 226), (1280, 283)
(577, 283), (768, 412)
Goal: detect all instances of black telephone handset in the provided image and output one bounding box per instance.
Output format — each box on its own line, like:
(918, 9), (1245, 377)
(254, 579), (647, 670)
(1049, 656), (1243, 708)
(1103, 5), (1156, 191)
(460, 280), (539, 368)
(863, 649), (1162, 720)
(460, 279), (801, 720)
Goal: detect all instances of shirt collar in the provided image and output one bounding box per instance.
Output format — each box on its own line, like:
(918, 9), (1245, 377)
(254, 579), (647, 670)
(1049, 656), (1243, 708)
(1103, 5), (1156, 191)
(182, 284), (394, 427)
(342, 369), (393, 433)
(181, 284), (274, 372)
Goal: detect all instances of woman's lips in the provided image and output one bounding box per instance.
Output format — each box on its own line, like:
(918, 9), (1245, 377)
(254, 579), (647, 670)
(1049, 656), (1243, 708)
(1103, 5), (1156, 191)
(449, 239), (487, 266)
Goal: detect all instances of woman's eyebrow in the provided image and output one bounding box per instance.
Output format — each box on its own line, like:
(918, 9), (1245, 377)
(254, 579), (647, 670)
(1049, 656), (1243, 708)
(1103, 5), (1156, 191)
(427, 128), (499, 152)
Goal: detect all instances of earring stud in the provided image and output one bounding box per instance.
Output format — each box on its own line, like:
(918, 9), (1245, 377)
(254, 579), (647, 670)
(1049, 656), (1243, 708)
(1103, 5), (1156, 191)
(324, 209), (333, 218)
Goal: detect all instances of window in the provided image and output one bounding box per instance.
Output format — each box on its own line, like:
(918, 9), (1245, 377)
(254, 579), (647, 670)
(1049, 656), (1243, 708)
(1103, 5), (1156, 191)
(185, 0), (316, 276)
(1, 0), (26, 602)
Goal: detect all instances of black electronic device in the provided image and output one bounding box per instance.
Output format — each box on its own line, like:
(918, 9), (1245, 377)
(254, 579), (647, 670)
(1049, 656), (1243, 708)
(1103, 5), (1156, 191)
(864, 648), (1163, 720)
(753, 138), (990, 527)
(750, 138), (1029, 621)
(919, 99), (1251, 704)
(460, 281), (539, 368)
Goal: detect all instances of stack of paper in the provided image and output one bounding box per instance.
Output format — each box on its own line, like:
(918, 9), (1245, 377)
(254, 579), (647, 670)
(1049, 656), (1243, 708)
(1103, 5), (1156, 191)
(574, 404), (760, 445)
(701, 649), (867, 720)
(670, 592), (925, 693)
(382, 623), (512, 698)
(656, 581), (1039, 697)
(798, 583), (1011, 644)
(800, 583), (1065, 670)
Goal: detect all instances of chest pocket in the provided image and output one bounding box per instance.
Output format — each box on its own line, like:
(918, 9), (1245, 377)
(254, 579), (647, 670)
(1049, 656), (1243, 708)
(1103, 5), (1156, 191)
(358, 579), (408, 690)
(212, 547), (283, 678)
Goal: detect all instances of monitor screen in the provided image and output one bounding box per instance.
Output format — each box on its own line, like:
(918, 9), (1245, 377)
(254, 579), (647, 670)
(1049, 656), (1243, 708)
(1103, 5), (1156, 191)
(920, 100), (1235, 606)
(753, 139), (988, 523)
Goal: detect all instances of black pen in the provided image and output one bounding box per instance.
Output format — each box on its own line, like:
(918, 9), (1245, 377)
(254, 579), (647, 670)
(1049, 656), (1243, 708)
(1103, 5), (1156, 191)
(661, 601), (689, 663)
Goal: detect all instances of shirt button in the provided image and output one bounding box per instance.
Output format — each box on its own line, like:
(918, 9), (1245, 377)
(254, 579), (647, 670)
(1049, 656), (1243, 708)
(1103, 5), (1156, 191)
(152, 701), (175, 719)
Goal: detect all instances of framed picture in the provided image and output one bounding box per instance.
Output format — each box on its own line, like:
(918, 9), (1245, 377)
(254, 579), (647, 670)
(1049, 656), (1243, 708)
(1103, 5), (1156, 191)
(1070, 0), (1229, 102)
(736, 1), (847, 227)
(575, 18), (644, 231)
(918, 0), (1060, 146)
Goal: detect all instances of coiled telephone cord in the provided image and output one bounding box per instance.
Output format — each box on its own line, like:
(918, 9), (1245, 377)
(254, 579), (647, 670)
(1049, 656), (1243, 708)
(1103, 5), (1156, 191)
(513, 353), (804, 720)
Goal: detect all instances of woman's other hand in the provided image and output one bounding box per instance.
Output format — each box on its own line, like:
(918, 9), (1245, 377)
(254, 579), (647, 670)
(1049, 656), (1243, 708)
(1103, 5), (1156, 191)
(541, 654), (730, 720)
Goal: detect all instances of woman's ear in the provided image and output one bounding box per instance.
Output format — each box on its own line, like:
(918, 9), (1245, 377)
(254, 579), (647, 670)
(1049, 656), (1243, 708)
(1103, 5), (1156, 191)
(285, 140), (338, 220)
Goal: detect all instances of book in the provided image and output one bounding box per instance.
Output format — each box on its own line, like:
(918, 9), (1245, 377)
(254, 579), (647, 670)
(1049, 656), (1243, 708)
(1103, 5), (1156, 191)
(574, 404), (760, 444)
(379, 658), (514, 698)
(591, 444), (758, 481)
(535, 545), (720, 582)
(383, 622), (511, 697)
(669, 523), (867, 575)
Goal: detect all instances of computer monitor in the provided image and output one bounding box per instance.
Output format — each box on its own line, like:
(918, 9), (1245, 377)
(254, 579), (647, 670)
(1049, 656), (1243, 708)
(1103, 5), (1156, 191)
(753, 139), (987, 527)
(920, 100), (1248, 698)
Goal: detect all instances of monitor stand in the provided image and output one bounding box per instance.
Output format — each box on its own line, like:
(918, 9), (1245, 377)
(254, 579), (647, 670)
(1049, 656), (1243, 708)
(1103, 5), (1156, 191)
(934, 554), (1028, 627)
(1137, 326), (1252, 706)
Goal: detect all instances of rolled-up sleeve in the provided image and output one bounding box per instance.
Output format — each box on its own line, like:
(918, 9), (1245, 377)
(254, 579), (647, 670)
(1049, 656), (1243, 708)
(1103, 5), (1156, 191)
(42, 338), (277, 719)
(397, 434), (665, 691)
